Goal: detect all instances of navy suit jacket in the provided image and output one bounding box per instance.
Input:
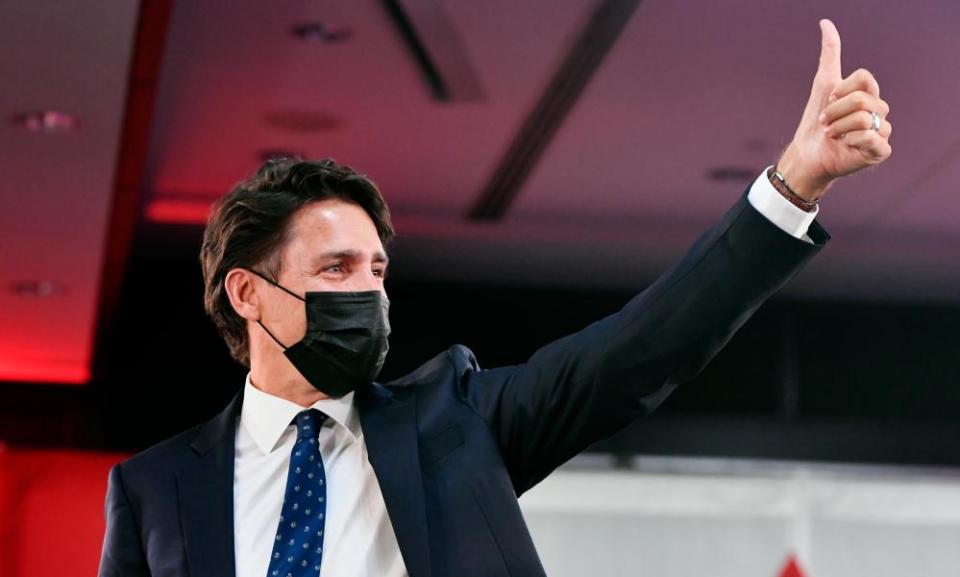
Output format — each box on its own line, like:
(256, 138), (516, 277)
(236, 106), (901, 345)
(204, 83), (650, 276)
(98, 196), (827, 577)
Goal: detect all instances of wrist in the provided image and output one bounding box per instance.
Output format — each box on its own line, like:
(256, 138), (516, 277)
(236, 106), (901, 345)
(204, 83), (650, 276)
(767, 167), (818, 213)
(776, 146), (833, 202)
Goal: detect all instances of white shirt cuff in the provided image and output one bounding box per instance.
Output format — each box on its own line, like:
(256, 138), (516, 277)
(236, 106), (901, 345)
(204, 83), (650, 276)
(747, 166), (818, 243)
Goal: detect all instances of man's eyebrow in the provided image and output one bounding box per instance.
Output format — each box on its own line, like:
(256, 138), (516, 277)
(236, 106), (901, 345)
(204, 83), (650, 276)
(314, 250), (389, 263)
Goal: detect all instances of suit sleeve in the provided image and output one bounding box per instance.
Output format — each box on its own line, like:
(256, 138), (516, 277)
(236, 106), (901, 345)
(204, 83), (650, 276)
(98, 464), (151, 577)
(458, 195), (829, 494)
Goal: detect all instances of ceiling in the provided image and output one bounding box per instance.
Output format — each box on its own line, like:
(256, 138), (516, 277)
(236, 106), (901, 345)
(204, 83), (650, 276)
(0, 0), (138, 384)
(3, 0), (959, 384)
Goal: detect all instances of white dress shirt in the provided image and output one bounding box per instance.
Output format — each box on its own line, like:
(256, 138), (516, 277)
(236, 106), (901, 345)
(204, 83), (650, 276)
(748, 166), (819, 242)
(231, 172), (816, 576)
(234, 375), (407, 577)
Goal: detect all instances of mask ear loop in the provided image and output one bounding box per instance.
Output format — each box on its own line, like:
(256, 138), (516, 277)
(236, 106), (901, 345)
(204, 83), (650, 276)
(244, 267), (305, 351)
(256, 320), (290, 351)
(245, 268), (306, 302)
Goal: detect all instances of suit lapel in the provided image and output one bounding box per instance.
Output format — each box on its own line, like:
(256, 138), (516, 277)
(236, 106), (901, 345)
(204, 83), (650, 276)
(359, 386), (432, 577)
(177, 389), (243, 577)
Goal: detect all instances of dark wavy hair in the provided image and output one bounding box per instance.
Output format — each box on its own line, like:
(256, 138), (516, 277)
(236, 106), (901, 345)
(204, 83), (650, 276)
(200, 157), (395, 367)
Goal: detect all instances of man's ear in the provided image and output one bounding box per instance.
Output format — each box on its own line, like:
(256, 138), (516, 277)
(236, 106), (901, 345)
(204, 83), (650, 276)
(224, 268), (261, 322)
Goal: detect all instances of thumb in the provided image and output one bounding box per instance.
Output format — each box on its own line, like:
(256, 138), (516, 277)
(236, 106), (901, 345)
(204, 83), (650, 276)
(816, 19), (842, 86)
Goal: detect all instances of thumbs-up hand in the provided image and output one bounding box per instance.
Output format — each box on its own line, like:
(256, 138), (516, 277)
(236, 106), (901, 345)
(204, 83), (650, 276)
(776, 19), (892, 202)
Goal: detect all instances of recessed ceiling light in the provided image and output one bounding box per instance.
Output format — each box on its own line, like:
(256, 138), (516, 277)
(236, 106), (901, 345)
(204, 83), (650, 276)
(11, 281), (65, 297)
(258, 149), (306, 163)
(291, 22), (352, 43)
(706, 166), (757, 182)
(262, 110), (343, 134)
(13, 111), (79, 134)
(743, 138), (775, 153)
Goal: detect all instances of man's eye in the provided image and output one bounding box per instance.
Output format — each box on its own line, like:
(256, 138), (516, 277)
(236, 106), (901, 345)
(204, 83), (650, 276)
(325, 264), (344, 273)
(373, 268), (386, 278)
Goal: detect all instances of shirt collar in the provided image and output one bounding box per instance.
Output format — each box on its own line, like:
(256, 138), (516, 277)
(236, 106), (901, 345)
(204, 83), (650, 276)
(240, 372), (360, 455)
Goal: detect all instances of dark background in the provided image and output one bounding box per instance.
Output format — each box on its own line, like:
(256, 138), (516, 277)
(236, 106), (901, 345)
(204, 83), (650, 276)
(6, 221), (960, 467)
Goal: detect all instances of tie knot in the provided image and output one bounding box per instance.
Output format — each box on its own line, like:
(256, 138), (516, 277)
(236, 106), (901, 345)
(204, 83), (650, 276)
(294, 409), (326, 440)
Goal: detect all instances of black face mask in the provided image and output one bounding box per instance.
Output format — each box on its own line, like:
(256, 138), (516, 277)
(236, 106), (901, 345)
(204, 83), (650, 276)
(248, 269), (391, 398)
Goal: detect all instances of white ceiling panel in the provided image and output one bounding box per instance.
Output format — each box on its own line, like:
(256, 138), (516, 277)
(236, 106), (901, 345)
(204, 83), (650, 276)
(0, 0), (139, 383)
(145, 0), (589, 215)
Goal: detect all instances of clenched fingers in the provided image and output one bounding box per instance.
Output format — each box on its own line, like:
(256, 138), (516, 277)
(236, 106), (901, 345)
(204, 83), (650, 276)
(830, 68), (880, 100)
(826, 110), (892, 139)
(841, 129), (893, 163)
(820, 90), (890, 125)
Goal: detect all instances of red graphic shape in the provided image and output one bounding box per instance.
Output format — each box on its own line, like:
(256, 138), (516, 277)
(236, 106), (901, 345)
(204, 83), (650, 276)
(779, 553), (807, 577)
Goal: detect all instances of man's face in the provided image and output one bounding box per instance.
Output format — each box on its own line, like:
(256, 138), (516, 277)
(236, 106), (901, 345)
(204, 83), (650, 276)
(258, 199), (388, 346)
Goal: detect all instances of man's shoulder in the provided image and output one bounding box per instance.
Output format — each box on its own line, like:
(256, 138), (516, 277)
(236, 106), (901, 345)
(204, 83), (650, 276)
(380, 344), (479, 391)
(115, 394), (237, 492)
(117, 422), (207, 478)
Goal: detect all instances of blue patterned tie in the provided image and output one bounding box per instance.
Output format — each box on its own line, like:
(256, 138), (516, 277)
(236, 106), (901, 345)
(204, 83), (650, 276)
(266, 409), (328, 577)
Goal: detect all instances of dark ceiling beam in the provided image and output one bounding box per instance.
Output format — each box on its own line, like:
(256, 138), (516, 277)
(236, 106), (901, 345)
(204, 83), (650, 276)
(91, 0), (175, 382)
(381, 0), (484, 102)
(468, 0), (642, 221)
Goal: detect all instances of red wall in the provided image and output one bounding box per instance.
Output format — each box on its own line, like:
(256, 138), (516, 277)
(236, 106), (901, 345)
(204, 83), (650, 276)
(1, 447), (127, 577)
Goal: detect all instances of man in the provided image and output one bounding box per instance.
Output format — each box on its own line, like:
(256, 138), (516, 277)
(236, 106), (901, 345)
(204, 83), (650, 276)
(98, 19), (891, 577)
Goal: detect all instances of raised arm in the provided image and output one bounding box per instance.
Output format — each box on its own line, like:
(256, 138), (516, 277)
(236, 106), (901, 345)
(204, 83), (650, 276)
(458, 19), (891, 494)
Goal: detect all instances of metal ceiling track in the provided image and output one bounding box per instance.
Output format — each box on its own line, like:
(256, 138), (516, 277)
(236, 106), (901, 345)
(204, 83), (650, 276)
(381, 0), (485, 102)
(91, 0), (175, 382)
(468, 0), (642, 221)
